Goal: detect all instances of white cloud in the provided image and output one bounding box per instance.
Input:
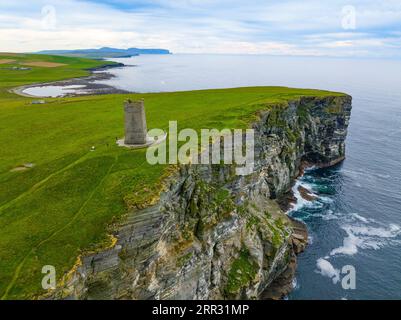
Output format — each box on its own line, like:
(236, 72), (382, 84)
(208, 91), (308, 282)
(0, 0), (400, 58)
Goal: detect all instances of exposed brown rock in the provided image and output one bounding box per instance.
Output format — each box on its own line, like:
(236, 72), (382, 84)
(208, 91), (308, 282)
(261, 218), (308, 300)
(51, 95), (351, 300)
(298, 185), (318, 202)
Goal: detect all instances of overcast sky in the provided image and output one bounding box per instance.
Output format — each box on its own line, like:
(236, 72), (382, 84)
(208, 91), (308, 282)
(1, 0), (401, 58)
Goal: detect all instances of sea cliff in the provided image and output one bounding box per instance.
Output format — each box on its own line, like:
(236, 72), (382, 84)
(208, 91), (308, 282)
(54, 95), (352, 300)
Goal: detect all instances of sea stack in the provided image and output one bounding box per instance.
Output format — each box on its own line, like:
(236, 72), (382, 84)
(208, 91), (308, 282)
(124, 99), (147, 145)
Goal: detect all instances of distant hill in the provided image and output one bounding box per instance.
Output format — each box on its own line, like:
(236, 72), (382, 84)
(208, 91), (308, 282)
(36, 47), (171, 59)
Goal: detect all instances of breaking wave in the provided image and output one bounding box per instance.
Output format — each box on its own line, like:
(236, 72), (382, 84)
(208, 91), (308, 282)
(289, 169), (401, 288)
(330, 222), (401, 256)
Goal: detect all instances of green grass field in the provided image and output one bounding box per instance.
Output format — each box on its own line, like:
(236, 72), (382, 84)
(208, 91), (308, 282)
(0, 53), (345, 299)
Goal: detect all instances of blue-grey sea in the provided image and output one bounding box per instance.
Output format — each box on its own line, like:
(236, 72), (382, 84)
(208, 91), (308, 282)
(39, 54), (401, 299)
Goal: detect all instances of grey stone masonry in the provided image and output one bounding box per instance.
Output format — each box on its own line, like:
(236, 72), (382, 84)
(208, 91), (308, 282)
(124, 99), (148, 145)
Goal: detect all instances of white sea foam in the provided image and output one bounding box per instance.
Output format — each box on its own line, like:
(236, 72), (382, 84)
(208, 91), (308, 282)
(330, 221), (401, 256)
(290, 172), (401, 272)
(288, 180), (319, 213)
(319, 196), (334, 204)
(316, 211), (376, 223)
(322, 210), (339, 221)
(292, 277), (299, 290)
(351, 224), (400, 238)
(304, 166), (317, 173)
(330, 229), (361, 256)
(352, 213), (369, 223)
(309, 209), (338, 221)
(316, 258), (340, 284)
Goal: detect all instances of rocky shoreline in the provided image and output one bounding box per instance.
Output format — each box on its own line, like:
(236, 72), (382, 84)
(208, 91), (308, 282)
(261, 217), (308, 299)
(10, 63), (132, 98)
(266, 159), (343, 299)
(49, 94), (352, 300)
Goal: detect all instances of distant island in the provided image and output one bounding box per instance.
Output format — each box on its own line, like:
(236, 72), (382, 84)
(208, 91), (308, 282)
(36, 47), (172, 59)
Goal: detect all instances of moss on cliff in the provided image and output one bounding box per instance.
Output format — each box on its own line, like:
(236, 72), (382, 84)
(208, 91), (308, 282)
(325, 97), (344, 114)
(47, 92), (349, 300)
(176, 252), (194, 268)
(224, 248), (258, 296)
(0, 53), (348, 298)
(297, 103), (311, 123)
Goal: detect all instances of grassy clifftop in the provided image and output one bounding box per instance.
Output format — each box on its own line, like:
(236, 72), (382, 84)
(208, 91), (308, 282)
(0, 53), (345, 299)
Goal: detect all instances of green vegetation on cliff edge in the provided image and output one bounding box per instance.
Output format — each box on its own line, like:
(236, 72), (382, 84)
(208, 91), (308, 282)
(0, 53), (346, 299)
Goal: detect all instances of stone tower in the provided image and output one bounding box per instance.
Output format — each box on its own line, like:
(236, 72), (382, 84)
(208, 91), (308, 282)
(124, 99), (148, 145)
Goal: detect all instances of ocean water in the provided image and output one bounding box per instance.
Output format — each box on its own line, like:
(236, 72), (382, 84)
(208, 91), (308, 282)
(34, 54), (399, 299)
(97, 54), (401, 299)
(23, 85), (86, 97)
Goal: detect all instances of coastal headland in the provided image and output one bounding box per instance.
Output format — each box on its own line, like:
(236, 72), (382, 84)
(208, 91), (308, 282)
(0, 53), (351, 299)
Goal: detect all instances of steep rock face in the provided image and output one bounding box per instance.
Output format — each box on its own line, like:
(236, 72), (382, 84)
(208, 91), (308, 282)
(54, 95), (352, 300)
